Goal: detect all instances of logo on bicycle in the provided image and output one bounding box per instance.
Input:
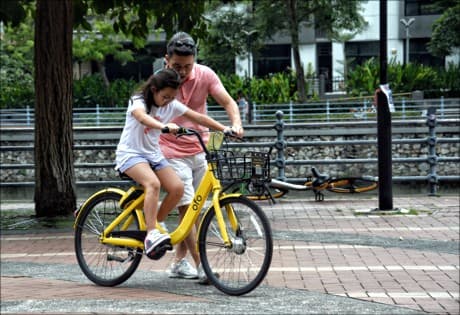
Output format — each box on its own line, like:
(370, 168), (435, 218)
(192, 195), (203, 211)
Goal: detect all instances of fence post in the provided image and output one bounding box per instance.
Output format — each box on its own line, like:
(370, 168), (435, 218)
(363, 99), (368, 120)
(326, 100), (330, 122)
(289, 100), (293, 123)
(440, 96), (444, 119)
(426, 107), (438, 195)
(252, 102), (257, 123)
(401, 98), (406, 120)
(96, 104), (100, 126)
(273, 110), (286, 181)
(26, 106), (31, 126)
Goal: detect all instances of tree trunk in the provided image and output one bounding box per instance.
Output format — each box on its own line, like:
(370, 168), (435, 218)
(34, 0), (76, 217)
(286, 0), (307, 102)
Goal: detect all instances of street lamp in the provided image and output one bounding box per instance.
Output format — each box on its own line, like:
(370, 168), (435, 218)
(242, 30), (257, 77)
(242, 29), (257, 123)
(400, 18), (415, 65)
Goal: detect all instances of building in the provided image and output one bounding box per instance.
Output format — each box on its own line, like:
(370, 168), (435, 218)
(236, 0), (458, 92)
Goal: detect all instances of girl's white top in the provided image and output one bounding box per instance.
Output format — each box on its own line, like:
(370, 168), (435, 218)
(115, 96), (188, 170)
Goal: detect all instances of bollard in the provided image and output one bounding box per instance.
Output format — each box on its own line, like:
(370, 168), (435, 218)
(426, 107), (438, 195)
(274, 110), (286, 181)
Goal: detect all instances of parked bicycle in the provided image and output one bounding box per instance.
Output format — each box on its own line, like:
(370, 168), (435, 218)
(74, 128), (273, 296)
(243, 167), (379, 202)
(221, 145), (378, 202)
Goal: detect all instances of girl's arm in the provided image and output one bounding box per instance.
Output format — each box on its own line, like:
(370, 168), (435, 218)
(182, 109), (229, 132)
(132, 108), (179, 132)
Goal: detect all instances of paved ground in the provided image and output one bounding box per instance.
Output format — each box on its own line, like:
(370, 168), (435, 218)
(1, 194), (459, 314)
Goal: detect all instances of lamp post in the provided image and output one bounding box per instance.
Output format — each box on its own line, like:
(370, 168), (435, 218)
(242, 29), (257, 123)
(400, 18), (415, 65)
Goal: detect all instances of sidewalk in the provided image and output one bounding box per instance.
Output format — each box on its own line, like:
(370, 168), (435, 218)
(1, 195), (459, 314)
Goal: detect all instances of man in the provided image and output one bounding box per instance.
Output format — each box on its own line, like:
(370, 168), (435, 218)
(159, 32), (243, 283)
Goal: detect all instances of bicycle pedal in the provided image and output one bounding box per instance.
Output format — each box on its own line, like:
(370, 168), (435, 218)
(146, 242), (173, 260)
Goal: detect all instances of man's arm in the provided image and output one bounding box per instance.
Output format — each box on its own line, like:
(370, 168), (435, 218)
(213, 89), (244, 137)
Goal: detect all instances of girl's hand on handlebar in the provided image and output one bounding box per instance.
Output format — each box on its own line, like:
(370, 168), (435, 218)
(162, 123), (180, 134)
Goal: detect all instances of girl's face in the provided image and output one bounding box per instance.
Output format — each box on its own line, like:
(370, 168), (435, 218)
(152, 86), (178, 107)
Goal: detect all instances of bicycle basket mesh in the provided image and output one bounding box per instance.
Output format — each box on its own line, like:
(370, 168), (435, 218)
(209, 150), (270, 181)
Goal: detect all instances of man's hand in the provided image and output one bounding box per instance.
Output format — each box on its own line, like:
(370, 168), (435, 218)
(231, 125), (244, 137)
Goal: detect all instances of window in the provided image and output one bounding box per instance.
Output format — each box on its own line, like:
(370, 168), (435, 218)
(254, 44), (291, 77)
(405, 0), (442, 16)
(345, 41), (380, 69)
(410, 38), (445, 67)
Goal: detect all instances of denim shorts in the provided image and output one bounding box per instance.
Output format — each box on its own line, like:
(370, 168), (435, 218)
(118, 155), (169, 173)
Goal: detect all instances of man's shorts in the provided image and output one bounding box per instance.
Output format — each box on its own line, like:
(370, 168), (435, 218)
(167, 152), (206, 207)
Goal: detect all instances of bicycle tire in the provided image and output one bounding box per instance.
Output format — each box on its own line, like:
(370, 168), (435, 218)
(74, 190), (143, 286)
(234, 182), (289, 201)
(327, 177), (378, 193)
(198, 196), (273, 296)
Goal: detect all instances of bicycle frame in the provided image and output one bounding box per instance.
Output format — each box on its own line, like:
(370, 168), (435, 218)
(75, 163), (240, 250)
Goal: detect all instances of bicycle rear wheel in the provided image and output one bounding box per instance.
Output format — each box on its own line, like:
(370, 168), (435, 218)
(327, 177), (378, 193)
(74, 190), (143, 286)
(198, 196), (273, 296)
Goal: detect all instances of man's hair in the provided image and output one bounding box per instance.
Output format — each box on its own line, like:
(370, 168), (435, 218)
(166, 32), (197, 56)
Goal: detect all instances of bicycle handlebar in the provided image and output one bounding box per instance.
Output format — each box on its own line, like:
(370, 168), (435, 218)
(161, 126), (238, 156)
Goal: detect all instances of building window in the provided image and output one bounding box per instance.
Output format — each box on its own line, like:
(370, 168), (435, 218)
(345, 41), (380, 69)
(405, 0), (442, 16)
(254, 44), (291, 77)
(410, 38), (445, 67)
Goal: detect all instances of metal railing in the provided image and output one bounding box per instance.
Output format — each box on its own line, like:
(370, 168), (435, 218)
(1, 112), (459, 195)
(1, 97), (458, 126)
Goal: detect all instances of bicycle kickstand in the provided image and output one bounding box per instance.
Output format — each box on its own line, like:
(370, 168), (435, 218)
(314, 191), (324, 202)
(264, 182), (277, 204)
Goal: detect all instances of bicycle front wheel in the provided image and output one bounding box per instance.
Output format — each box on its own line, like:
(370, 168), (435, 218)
(198, 196), (273, 296)
(74, 190), (143, 286)
(327, 177), (378, 193)
(231, 181), (288, 201)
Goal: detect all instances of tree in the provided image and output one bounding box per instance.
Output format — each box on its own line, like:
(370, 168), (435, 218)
(428, 1), (460, 57)
(34, 0), (76, 217)
(73, 19), (138, 105)
(253, 0), (366, 102)
(1, 0), (209, 218)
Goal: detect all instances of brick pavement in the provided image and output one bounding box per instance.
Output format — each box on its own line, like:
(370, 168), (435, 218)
(1, 195), (459, 314)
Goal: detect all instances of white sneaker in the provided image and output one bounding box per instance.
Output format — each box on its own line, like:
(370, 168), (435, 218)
(144, 229), (171, 260)
(168, 259), (198, 279)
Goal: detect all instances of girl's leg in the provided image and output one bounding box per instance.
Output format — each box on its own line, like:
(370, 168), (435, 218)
(124, 162), (161, 232)
(155, 166), (184, 222)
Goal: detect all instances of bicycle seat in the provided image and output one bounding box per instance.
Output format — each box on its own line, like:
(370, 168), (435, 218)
(311, 167), (330, 187)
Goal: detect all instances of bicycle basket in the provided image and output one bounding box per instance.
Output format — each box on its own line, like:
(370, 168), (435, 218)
(209, 150), (270, 182)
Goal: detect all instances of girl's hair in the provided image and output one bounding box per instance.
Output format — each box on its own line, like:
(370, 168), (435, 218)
(133, 68), (181, 113)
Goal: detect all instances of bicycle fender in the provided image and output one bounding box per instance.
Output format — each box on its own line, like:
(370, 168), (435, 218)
(73, 188), (126, 227)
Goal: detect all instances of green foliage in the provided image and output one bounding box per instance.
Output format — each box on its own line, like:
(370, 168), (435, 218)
(73, 74), (139, 107)
(215, 72), (297, 105)
(428, 1), (460, 57)
(345, 58), (459, 97)
(0, 5), (34, 108)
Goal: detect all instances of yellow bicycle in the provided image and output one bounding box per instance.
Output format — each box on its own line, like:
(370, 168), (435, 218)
(73, 128), (273, 296)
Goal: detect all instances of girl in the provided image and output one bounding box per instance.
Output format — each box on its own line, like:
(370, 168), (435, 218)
(115, 68), (230, 260)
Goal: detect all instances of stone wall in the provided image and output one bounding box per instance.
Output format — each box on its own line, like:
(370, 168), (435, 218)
(1, 121), (459, 185)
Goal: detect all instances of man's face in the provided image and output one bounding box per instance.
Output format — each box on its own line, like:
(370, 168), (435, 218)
(165, 54), (195, 82)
